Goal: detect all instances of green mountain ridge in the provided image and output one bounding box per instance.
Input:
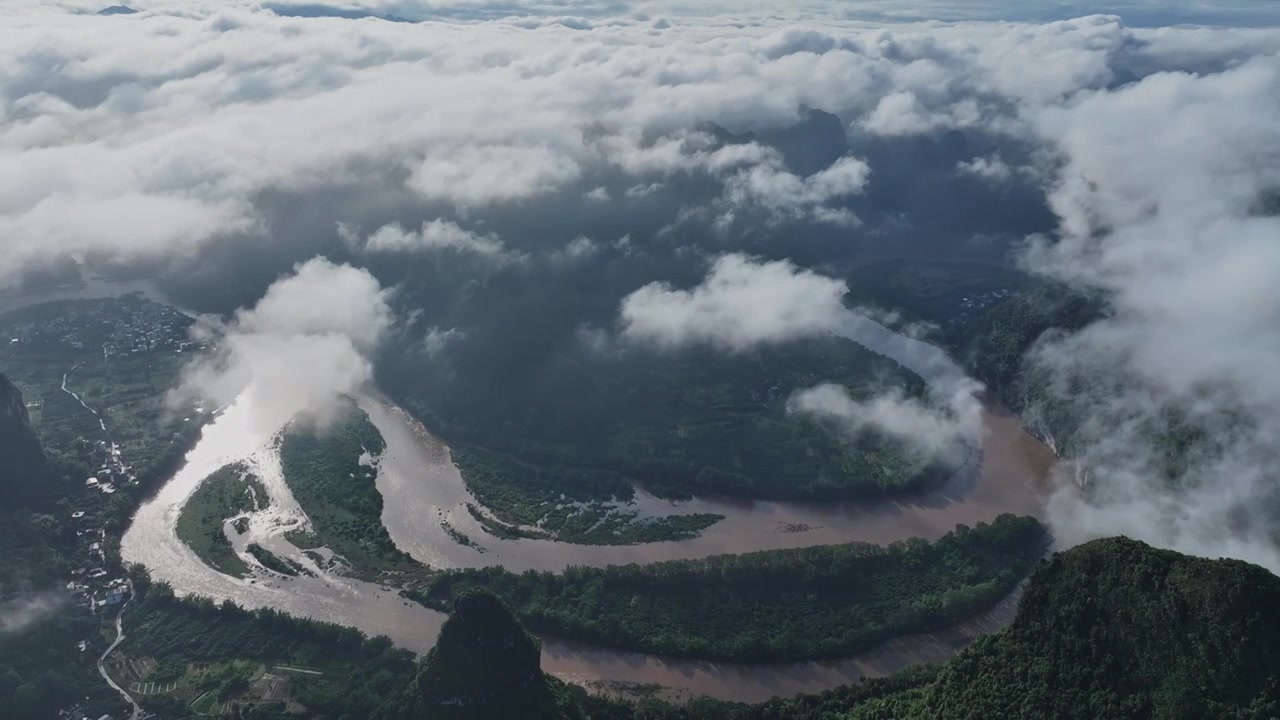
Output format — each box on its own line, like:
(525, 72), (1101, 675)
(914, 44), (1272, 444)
(907, 537), (1280, 719)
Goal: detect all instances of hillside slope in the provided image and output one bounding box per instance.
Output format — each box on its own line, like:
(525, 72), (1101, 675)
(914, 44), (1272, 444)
(379, 540), (1280, 720)
(841, 537), (1280, 720)
(0, 372), (54, 508)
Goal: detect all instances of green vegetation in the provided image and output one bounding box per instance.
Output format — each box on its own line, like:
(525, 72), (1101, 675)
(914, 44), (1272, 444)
(389, 337), (945, 507)
(121, 570), (421, 720)
(0, 296), (207, 512)
(0, 298), (211, 719)
(246, 544), (308, 577)
(118, 538), (1280, 720)
(175, 463), (264, 577)
(573, 665), (945, 720)
(278, 404), (418, 578)
(831, 537), (1280, 719)
(566, 539), (1280, 720)
(951, 538), (1280, 717)
(844, 257), (1037, 339)
(392, 591), (573, 720)
(408, 514), (1048, 663)
(950, 283), (1102, 406)
(441, 516), (484, 551)
(0, 373), (126, 720)
(455, 445), (724, 544)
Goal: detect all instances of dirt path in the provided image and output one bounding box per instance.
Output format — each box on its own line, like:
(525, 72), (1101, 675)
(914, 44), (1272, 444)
(97, 597), (143, 720)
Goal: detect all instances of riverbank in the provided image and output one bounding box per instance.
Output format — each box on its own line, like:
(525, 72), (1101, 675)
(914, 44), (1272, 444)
(121, 386), (1058, 701)
(365, 397), (1053, 573)
(406, 514), (1047, 664)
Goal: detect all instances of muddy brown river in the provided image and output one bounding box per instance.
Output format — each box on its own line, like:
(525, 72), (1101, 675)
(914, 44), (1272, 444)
(121, 317), (1059, 702)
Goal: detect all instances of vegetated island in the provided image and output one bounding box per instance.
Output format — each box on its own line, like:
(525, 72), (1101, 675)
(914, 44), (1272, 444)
(407, 514), (1048, 663)
(276, 403), (421, 580)
(175, 462), (264, 577)
(453, 445), (725, 545)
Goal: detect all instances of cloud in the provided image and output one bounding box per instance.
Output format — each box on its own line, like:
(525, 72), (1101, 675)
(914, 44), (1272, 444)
(172, 257), (392, 429)
(788, 381), (981, 463)
(4, 7), (1241, 285)
(956, 154), (1015, 182)
(618, 253), (848, 351)
(619, 253), (984, 461)
(5, 0), (1280, 573)
(863, 91), (983, 135)
(407, 144), (583, 207)
(421, 325), (464, 356)
(722, 155), (870, 224)
(0, 593), (64, 635)
(364, 219), (509, 258)
(1015, 53), (1280, 572)
(550, 235), (599, 263)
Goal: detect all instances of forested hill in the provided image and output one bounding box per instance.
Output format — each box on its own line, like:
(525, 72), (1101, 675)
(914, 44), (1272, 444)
(950, 285), (1102, 406)
(394, 540), (1280, 720)
(0, 372), (53, 508)
(841, 537), (1280, 720)
(387, 590), (582, 720)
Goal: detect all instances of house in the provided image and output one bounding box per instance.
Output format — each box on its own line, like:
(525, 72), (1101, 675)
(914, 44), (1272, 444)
(71, 511), (85, 519)
(85, 477), (99, 487)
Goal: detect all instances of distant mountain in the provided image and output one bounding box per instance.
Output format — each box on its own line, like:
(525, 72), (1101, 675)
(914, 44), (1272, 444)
(263, 3), (415, 22)
(757, 106), (850, 177)
(700, 106), (850, 177)
(97, 5), (138, 15)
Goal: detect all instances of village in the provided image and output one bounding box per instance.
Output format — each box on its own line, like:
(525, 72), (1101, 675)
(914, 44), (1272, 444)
(0, 296), (199, 720)
(2, 294), (196, 357)
(944, 287), (1014, 328)
(65, 438), (138, 615)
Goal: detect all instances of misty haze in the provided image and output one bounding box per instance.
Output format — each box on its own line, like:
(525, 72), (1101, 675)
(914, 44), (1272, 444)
(2, 1), (1280, 719)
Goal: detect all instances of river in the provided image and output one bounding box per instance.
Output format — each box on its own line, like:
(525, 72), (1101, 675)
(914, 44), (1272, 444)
(120, 313), (1058, 702)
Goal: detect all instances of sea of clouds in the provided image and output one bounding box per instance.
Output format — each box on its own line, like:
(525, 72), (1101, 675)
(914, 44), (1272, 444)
(5, 0), (1280, 570)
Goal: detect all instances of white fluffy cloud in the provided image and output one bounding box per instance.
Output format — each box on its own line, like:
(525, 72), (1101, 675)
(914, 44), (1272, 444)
(619, 254), (848, 351)
(1014, 53), (1280, 572)
(173, 257), (392, 428)
(787, 382), (981, 463)
(7, 0), (1280, 571)
(364, 219), (509, 258)
(722, 156), (870, 224)
(6, 5), (1275, 283)
(620, 253), (985, 461)
(0, 593), (64, 635)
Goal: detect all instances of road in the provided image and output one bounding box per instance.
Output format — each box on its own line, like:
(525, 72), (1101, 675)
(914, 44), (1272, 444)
(61, 364), (109, 433)
(97, 596), (143, 720)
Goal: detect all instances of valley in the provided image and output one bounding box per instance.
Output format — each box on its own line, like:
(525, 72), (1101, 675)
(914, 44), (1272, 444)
(115, 294), (1060, 705)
